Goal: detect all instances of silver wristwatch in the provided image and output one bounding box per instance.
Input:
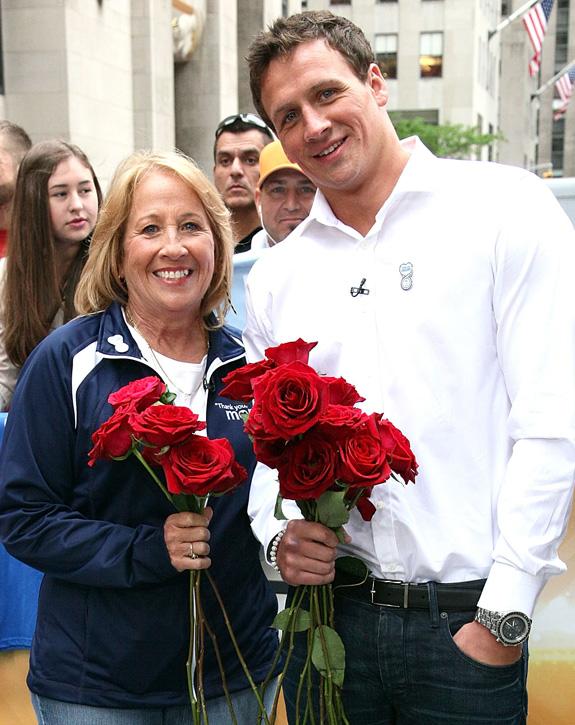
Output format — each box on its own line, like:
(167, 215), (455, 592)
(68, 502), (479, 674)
(475, 607), (531, 646)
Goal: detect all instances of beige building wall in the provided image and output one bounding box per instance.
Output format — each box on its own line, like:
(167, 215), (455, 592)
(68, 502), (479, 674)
(131, 0), (176, 153)
(237, 0), (265, 113)
(498, 0), (575, 176)
(542, 0), (575, 177)
(497, 0), (537, 170)
(175, 0), (238, 175)
(0, 0), (174, 187)
(307, 0), (500, 159)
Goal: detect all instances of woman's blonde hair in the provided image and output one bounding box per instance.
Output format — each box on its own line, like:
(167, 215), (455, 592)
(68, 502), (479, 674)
(75, 150), (233, 329)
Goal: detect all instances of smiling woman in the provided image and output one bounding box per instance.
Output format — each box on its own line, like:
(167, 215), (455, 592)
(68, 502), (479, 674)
(0, 150), (281, 724)
(0, 140), (102, 411)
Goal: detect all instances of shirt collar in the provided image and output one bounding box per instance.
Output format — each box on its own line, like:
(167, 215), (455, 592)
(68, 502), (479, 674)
(296, 135), (438, 237)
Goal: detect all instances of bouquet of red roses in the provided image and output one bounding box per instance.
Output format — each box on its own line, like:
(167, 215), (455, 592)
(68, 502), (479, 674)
(221, 340), (418, 724)
(88, 376), (268, 724)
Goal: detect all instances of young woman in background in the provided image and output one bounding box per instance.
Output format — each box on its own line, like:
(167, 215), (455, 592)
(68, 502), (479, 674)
(0, 139), (102, 410)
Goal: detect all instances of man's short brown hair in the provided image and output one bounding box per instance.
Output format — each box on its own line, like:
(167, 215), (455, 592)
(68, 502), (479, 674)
(0, 120), (32, 164)
(247, 10), (375, 130)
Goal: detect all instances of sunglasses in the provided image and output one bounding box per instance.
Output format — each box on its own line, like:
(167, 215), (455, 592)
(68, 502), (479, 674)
(215, 113), (274, 140)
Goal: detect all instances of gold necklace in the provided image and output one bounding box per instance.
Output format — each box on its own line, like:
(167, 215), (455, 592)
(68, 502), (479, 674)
(125, 308), (208, 400)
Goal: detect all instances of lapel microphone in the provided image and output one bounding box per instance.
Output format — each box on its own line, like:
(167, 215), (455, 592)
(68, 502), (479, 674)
(350, 278), (370, 297)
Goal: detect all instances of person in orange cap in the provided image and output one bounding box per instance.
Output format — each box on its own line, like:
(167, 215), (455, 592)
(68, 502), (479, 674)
(251, 139), (316, 251)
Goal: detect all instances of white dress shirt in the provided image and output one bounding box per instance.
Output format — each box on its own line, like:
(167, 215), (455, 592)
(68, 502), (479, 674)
(244, 137), (575, 617)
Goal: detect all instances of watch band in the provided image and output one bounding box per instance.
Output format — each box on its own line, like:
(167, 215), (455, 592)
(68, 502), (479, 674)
(475, 607), (532, 646)
(475, 607), (501, 638)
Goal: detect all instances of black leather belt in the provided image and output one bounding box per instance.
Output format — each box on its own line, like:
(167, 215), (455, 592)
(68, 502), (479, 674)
(333, 570), (484, 611)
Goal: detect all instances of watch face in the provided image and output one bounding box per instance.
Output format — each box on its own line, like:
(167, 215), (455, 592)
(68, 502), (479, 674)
(499, 612), (531, 645)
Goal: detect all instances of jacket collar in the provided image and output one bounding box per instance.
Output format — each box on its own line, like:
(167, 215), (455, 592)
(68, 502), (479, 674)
(97, 302), (245, 371)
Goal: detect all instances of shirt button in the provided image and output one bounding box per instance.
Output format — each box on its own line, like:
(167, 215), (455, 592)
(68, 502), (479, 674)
(387, 564), (399, 573)
(376, 501), (385, 510)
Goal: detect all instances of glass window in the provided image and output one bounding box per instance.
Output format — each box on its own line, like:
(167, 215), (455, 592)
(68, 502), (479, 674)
(375, 34), (398, 79)
(330, 0), (351, 4)
(420, 32), (443, 78)
(552, 116), (565, 175)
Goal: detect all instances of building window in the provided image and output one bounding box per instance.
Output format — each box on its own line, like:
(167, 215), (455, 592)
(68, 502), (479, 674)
(377, 0), (398, 3)
(488, 122), (494, 162)
(420, 32), (443, 78)
(375, 34), (398, 79)
(551, 116), (565, 175)
(501, 0), (511, 15)
(330, 0), (351, 4)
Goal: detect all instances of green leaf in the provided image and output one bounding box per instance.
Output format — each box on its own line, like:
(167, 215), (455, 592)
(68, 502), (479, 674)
(171, 494), (190, 512)
(333, 526), (346, 544)
(274, 494), (286, 520)
(239, 409), (250, 423)
(311, 625), (345, 688)
(316, 490), (350, 528)
(335, 556), (369, 580)
(390, 114), (504, 159)
(272, 607), (311, 632)
(160, 391), (177, 405)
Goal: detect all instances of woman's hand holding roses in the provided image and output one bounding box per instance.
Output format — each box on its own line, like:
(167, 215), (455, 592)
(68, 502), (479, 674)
(164, 507), (213, 572)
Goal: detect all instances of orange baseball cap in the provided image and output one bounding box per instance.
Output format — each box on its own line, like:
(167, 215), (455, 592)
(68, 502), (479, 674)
(258, 140), (305, 188)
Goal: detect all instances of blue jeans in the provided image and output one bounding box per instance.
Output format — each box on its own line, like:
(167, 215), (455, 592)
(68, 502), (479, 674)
(32, 683), (277, 724)
(283, 583), (528, 725)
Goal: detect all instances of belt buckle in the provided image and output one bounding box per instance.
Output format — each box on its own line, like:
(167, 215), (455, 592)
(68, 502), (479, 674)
(370, 579), (410, 608)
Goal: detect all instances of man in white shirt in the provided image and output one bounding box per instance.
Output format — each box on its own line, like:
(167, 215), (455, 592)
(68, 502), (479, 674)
(244, 10), (575, 725)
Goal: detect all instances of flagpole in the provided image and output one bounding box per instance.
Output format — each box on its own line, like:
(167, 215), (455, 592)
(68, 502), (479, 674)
(488, 0), (539, 41)
(531, 59), (575, 98)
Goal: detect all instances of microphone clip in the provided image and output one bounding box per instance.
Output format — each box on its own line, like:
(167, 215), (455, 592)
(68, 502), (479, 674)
(350, 278), (370, 298)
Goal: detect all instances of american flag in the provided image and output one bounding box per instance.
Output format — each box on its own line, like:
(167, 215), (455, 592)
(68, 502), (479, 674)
(554, 66), (575, 120)
(522, 0), (555, 77)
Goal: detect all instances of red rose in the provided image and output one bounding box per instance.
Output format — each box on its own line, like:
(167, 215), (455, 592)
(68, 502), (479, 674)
(265, 339), (317, 366)
(131, 405), (206, 448)
(316, 404), (367, 434)
(244, 401), (287, 468)
(108, 376), (165, 412)
(162, 436), (247, 497)
(277, 429), (338, 500)
(252, 435), (287, 470)
(140, 444), (165, 468)
(336, 415), (392, 488)
(220, 359), (276, 402)
(352, 488), (377, 521)
(375, 417), (418, 484)
(251, 361), (329, 439)
(356, 496), (376, 521)
(88, 404), (135, 466)
(243, 399), (272, 439)
(323, 377), (366, 406)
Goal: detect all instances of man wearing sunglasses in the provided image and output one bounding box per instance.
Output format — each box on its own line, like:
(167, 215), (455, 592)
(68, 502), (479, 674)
(213, 113), (274, 253)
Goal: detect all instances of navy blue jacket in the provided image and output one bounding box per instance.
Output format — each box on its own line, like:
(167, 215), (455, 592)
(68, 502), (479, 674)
(0, 303), (278, 707)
